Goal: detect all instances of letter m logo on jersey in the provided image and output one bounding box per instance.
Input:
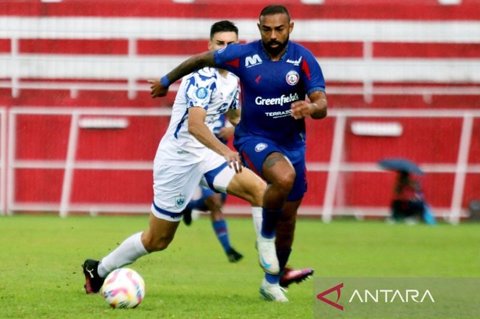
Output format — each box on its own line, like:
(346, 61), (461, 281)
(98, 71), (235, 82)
(245, 54), (262, 68)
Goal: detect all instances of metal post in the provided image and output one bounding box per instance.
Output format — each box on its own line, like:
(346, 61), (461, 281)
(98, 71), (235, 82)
(449, 113), (473, 224)
(322, 114), (346, 222)
(59, 111), (80, 218)
(6, 111), (17, 215)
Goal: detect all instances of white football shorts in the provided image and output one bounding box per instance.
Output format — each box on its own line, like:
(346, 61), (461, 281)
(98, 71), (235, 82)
(150, 149), (235, 222)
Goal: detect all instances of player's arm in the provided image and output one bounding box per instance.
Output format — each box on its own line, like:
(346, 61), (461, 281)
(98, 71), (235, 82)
(225, 108), (240, 126)
(188, 107), (242, 172)
(290, 90), (327, 120)
(149, 51), (216, 98)
(307, 90), (328, 119)
(217, 109), (239, 141)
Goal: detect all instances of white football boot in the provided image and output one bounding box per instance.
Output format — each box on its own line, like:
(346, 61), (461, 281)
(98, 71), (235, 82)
(256, 235), (280, 274)
(259, 279), (289, 302)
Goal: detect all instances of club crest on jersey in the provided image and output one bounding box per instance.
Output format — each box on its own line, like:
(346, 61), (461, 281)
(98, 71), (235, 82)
(175, 194), (186, 208)
(255, 143), (268, 152)
(286, 71), (299, 86)
(195, 87), (208, 99)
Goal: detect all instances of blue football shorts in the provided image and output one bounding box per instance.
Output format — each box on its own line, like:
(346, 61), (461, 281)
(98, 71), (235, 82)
(234, 136), (307, 201)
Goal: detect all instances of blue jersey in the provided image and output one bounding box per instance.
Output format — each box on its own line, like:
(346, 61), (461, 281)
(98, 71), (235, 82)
(214, 40), (325, 147)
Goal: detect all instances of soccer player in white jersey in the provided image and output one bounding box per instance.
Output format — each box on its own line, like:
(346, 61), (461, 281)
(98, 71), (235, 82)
(82, 20), (283, 299)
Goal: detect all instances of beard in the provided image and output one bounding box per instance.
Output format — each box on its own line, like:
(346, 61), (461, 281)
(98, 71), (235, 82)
(263, 36), (289, 57)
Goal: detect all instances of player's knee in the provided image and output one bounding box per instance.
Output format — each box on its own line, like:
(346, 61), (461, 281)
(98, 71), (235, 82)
(142, 232), (174, 252)
(271, 170), (296, 194)
(249, 179), (266, 207)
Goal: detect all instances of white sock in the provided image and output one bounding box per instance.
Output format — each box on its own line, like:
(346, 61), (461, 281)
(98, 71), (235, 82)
(251, 206), (262, 237)
(98, 232), (148, 278)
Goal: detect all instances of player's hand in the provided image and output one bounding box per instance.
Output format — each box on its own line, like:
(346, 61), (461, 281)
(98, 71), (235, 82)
(148, 79), (168, 98)
(224, 150), (242, 173)
(291, 100), (313, 119)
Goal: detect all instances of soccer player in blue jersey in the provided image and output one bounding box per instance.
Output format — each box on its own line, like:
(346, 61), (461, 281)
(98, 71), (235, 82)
(150, 5), (327, 302)
(182, 113), (244, 263)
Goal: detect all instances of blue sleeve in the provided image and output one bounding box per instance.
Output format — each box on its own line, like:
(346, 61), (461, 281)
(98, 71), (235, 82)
(213, 43), (245, 73)
(301, 49), (326, 95)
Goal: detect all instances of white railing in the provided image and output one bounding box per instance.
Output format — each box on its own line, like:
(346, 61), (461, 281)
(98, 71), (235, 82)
(3, 107), (479, 224)
(1, 17), (480, 100)
(1, 80), (479, 104)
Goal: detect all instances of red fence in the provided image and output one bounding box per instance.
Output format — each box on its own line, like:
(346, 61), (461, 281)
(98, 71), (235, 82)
(1, 0), (479, 220)
(4, 107), (479, 223)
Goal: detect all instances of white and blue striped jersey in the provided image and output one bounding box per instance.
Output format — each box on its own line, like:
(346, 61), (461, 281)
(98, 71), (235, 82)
(156, 67), (240, 162)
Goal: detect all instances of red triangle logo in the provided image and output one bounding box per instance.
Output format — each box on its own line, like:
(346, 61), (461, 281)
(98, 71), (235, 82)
(316, 282), (344, 311)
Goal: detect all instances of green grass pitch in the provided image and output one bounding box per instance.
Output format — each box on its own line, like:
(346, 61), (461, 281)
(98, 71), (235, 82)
(0, 215), (478, 318)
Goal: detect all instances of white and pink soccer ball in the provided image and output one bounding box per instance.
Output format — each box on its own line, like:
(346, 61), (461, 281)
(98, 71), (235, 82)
(100, 268), (145, 309)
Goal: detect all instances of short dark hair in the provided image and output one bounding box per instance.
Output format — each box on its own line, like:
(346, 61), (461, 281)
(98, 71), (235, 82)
(259, 4), (291, 22)
(210, 20), (238, 40)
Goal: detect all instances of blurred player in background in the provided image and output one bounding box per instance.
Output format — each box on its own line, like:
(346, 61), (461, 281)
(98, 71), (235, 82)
(182, 113), (244, 263)
(83, 20), (281, 298)
(390, 171), (436, 225)
(150, 5), (327, 302)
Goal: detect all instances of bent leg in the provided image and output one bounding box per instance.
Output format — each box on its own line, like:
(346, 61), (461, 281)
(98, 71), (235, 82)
(97, 213), (179, 278)
(262, 152), (296, 210)
(142, 212), (180, 252)
(260, 152), (296, 238)
(225, 167), (266, 207)
(226, 154), (294, 274)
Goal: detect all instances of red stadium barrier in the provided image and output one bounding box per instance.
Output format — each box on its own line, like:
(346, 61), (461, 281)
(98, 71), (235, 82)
(0, 1), (479, 220)
(4, 107), (480, 223)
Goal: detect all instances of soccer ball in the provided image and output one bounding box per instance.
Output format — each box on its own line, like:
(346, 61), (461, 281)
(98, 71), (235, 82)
(100, 268), (145, 309)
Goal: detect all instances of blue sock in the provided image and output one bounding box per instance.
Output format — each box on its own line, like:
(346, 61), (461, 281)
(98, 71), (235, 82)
(265, 273), (280, 284)
(212, 219), (231, 252)
(261, 208), (281, 239)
